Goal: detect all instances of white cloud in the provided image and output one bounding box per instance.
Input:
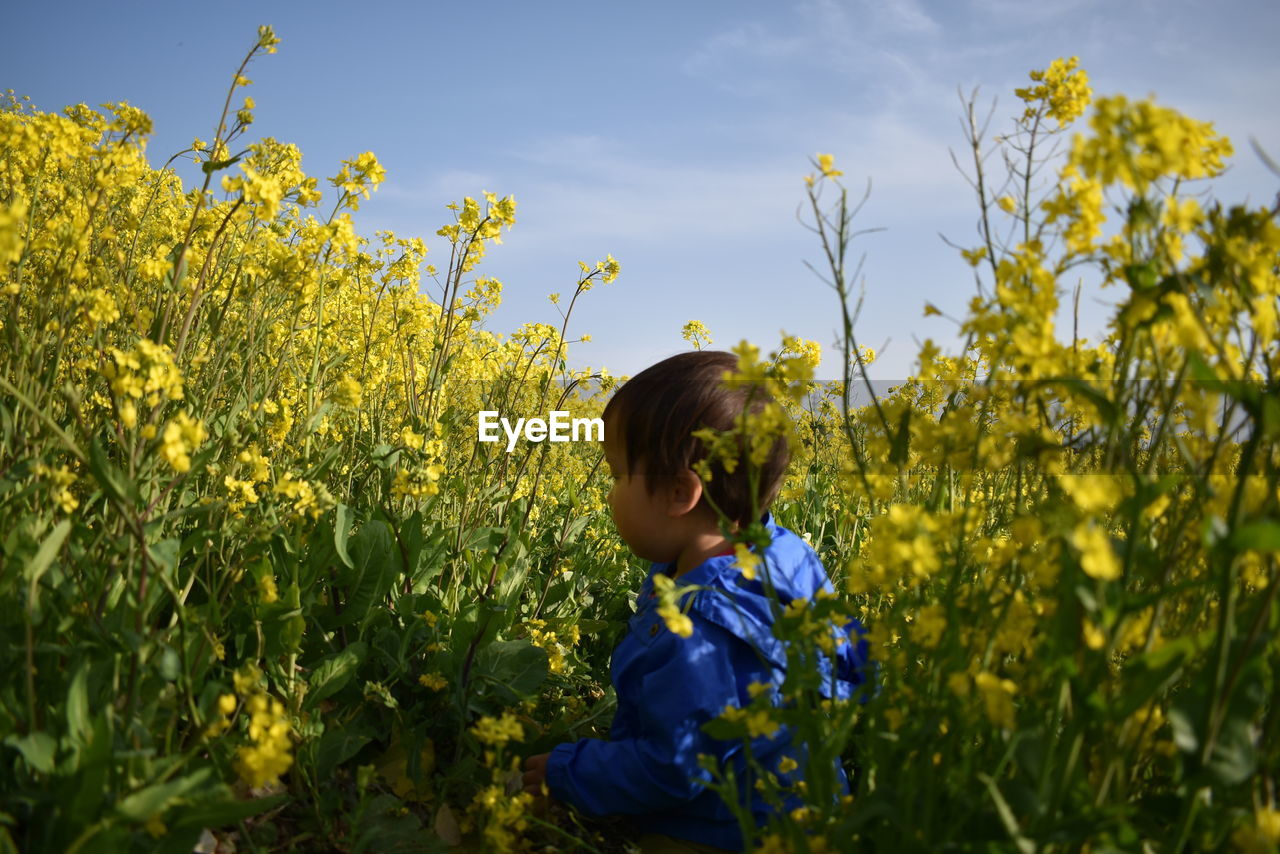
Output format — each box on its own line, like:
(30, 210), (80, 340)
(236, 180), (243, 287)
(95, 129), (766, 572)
(682, 20), (807, 75)
(381, 169), (496, 207)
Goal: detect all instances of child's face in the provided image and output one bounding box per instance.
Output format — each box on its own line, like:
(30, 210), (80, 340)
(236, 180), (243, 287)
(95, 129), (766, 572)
(603, 420), (679, 564)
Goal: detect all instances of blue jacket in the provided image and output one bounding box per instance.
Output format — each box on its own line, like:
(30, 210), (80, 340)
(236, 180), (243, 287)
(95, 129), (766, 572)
(545, 514), (871, 849)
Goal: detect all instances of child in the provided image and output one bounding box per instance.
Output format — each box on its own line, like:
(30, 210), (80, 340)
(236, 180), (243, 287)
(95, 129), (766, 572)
(522, 350), (870, 852)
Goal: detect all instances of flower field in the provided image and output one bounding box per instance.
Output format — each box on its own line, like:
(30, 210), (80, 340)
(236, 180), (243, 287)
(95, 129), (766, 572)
(1, 28), (1277, 853)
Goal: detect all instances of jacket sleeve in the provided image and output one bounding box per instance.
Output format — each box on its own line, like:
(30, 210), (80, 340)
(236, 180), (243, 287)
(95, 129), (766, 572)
(545, 614), (743, 817)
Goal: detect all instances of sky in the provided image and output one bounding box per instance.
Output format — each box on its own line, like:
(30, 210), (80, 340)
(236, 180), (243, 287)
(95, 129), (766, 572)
(6, 0), (1280, 381)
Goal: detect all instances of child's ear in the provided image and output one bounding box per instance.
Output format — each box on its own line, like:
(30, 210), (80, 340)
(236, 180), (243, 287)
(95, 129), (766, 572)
(665, 468), (704, 518)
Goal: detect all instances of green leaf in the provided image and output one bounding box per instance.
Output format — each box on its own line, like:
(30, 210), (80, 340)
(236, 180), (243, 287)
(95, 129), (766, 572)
(159, 645), (181, 681)
(1207, 713), (1258, 786)
(170, 792), (288, 830)
(473, 640), (548, 702)
(4, 731), (57, 774)
(334, 503), (355, 569)
(887, 406), (911, 467)
(350, 793), (431, 854)
(307, 641), (367, 707)
(1114, 636), (1194, 720)
(1184, 350), (1217, 386)
(25, 518), (70, 621)
(87, 438), (138, 506)
(369, 443), (401, 470)
(116, 768), (212, 821)
(315, 728), (372, 779)
(65, 664), (91, 748)
(1123, 261), (1158, 292)
(561, 514), (591, 544)
(333, 521), (399, 629)
(1230, 520), (1280, 553)
(147, 538), (180, 576)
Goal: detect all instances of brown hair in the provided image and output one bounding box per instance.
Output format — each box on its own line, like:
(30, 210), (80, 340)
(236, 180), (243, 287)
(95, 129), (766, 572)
(601, 350), (791, 528)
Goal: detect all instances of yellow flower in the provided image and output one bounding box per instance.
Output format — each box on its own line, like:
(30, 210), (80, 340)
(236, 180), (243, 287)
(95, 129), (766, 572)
(235, 693), (293, 788)
(144, 814), (166, 838)
(331, 376), (363, 409)
(161, 412), (207, 473)
(257, 25), (280, 53)
(1056, 474), (1123, 514)
(0, 198), (29, 266)
(658, 603), (694, 638)
(1071, 522), (1122, 581)
(681, 319), (713, 350)
(1082, 619), (1106, 650)
(34, 463), (78, 513)
(419, 673), (448, 691)
(1015, 56), (1091, 126)
(816, 153), (843, 178)
(720, 704), (780, 739)
(257, 574), (279, 604)
(997, 195), (1017, 214)
(599, 253), (620, 284)
(1071, 94), (1232, 192)
(471, 713), (524, 748)
(909, 604), (947, 648)
(652, 573), (694, 637)
(733, 543), (761, 581)
(974, 672), (1018, 730)
(233, 664), (262, 695)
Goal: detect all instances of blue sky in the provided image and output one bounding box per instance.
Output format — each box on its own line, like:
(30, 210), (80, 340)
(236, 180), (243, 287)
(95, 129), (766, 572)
(7, 0), (1279, 380)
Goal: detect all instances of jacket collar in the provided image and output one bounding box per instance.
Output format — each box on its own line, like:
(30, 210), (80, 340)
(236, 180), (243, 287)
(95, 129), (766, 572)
(643, 511), (779, 592)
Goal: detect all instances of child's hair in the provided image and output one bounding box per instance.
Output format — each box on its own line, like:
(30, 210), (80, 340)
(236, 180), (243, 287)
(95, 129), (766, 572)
(601, 350), (791, 528)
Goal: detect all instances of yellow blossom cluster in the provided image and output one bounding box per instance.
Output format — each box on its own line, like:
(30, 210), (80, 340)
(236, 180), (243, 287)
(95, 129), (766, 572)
(234, 692), (293, 788)
(1015, 55), (1092, 126)
(418, 672), (448, 691)
(1072, 94), (1233, 192)
(681, 319), (713, 350)
(652, 573), (694, 638)
(160, 411), (207, 473)
(470, 713), (524, 749)
(718, 702), (780, 739)
(522, 619), (580, 674)
(101, 338), (185, 427)
(33, 463), (78, 513)
(470, 784), (535, 853)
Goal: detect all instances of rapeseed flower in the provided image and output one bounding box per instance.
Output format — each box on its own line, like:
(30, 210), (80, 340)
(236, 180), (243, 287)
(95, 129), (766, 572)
(471, 713), (523, 748)
(235, 692), (293, 788)
(418, 673), (448, 691)
(1016, 56), (1091, 126)
(161, 412), (207, 473)
(719, 703), (780, 739)
(1070, 522), (1122, 581)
